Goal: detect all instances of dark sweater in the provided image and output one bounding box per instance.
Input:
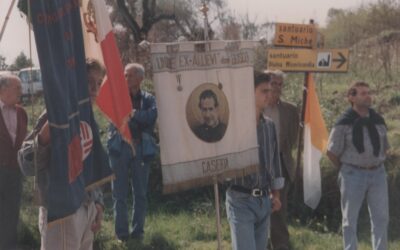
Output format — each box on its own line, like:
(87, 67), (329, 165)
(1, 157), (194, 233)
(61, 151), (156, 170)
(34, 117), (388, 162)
(0, 105), (28, 169)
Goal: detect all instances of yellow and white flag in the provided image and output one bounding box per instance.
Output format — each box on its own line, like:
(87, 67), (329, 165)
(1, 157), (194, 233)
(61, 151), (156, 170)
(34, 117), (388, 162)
(303, 74), (328, 209)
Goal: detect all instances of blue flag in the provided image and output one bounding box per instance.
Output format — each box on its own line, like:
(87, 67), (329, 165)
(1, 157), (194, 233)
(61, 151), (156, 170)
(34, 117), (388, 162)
(30, 0), (113, 222)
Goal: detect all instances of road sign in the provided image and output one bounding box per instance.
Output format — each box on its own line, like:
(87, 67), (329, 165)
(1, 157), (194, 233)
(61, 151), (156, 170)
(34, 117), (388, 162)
(267, 48), (349, 72)
(273, 23), (317, 48)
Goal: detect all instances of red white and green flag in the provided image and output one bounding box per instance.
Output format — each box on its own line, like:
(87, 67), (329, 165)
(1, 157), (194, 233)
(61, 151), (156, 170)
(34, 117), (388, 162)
(80, 0), (133, 145)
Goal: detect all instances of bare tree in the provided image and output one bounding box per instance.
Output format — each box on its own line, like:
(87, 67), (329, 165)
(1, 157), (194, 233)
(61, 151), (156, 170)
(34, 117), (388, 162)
(106, 0), (226, 66)
(110, 0), (176, 43)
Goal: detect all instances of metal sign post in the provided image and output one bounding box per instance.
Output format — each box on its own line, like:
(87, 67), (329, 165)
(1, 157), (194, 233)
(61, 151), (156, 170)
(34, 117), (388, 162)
(294, 72), (309, 198)
(293, 20), (315, 202)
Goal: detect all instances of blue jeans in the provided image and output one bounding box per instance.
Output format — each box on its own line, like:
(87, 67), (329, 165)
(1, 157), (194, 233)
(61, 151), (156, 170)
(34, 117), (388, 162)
(111, 144), (150, 238)
(338, 164), (389, 250)
(226, 188), (272, 250)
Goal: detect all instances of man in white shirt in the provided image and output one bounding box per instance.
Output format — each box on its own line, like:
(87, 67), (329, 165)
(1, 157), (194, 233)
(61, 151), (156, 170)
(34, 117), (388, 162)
(0, 74), (27, 250)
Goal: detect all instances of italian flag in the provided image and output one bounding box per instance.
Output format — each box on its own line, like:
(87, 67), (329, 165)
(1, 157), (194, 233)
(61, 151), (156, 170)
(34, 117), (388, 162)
(81, 0), (133, 145)
(303, 74), (328, 209)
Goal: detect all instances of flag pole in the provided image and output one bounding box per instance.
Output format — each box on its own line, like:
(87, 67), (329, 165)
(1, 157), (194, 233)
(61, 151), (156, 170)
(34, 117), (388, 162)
(0, 0), (16, 43)
(27, 0), (36, 123)
(213, 175), (222, 250)
(200, 1), (209, 41)
(200, 1), (222, 249)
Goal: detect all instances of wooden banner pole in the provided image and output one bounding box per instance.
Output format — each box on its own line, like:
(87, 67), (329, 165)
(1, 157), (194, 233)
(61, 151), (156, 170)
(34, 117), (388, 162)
(200, 2), (222, 248)
(213, 176), (222, 250)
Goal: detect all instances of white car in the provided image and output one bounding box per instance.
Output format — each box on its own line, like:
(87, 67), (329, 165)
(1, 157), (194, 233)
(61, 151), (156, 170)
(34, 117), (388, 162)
(18, 67), (43, 97)
(0, 70), (12, 76)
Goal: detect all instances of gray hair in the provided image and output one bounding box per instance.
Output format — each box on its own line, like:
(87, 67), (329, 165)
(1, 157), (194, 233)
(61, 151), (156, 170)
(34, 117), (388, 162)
(125, 63), (145, 78)
(0, 74), (16, 90)
(264, 69), (285, 79)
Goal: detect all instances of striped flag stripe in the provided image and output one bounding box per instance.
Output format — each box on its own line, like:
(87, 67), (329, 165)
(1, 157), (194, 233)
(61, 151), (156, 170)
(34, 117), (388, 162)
(303, 74), (328, 209)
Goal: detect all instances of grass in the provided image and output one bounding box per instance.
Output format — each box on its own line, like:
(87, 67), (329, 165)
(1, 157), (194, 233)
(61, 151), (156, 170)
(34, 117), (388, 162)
(17, 182), (400, 250)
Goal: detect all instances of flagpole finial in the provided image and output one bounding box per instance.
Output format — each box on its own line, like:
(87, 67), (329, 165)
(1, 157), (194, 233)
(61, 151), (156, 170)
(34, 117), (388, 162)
(200, 2), (209, 16)
(199, 1), (209, 41)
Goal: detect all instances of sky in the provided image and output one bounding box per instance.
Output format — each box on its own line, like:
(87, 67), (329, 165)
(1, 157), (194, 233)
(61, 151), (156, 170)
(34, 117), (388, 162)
(0, 0), (376, 66)
(228, 0), (375, 26)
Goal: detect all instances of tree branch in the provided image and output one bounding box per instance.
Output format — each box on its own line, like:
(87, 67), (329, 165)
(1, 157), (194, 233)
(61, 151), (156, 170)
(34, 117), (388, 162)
(153, 14), (175, 25)
(174, 17), (194, 40)
(141, 0), (176, 38)
(116, 0), (141, 43)
(150, 0), (156, 17)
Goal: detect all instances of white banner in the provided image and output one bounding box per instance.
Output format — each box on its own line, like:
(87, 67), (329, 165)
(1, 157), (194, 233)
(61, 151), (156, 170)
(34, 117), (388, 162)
(151, 41), (259, 193)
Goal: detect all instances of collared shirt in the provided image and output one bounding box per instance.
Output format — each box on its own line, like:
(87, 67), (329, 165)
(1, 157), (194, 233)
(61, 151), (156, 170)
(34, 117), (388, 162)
(194, 122), (227, 143)
(129, 91), (144, 142)
(131, 90), (142, 110)
(263, 104), (280, 147)
(0, 99), (17, 145)
(327, 123), (389, 167)
(231, 117), (284, 191)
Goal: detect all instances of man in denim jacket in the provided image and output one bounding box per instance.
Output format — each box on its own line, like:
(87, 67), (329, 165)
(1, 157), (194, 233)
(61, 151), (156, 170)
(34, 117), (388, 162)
(226, 71), (284, 250)
(107, 63), (157, 241)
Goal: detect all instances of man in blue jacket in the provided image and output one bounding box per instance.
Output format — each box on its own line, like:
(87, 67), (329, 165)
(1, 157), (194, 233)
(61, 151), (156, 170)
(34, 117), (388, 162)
(107, 63), (157, 241)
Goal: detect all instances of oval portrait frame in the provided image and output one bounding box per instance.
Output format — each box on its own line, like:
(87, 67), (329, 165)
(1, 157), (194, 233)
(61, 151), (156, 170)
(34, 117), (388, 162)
(186, 83), (229, 143)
